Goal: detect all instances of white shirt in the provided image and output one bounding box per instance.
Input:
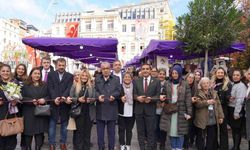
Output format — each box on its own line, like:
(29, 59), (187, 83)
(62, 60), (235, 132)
(42, 68), (50, 81)
(113, 71), (122, 84)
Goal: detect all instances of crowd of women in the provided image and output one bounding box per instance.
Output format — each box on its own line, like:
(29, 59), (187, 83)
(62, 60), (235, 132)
(0, 57), (250, 150)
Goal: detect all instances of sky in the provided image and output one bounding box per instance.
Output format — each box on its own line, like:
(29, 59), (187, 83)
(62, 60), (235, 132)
(0, 0), (192, 30)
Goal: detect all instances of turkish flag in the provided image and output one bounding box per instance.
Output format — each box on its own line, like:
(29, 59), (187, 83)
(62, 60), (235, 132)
(66, 22), (79, 37)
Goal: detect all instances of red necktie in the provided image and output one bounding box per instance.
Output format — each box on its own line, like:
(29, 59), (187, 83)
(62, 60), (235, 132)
(144, 78), (148, 93)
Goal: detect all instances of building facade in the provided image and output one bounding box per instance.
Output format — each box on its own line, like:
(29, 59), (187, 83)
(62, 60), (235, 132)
(51, 0), (175, 64)
(0, 19), (40, 70)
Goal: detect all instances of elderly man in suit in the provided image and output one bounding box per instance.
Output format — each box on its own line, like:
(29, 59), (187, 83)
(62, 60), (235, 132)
(95, 62), (121, 150)
(47, 58), (73, 150)
(134, 63), (161, 150)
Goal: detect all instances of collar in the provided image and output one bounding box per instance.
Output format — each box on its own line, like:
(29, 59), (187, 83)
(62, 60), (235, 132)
(144, 76), (151, 81)
(43, 68), (50, 72)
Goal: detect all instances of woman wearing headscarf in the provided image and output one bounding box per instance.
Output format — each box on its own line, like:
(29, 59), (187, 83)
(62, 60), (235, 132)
(160, 64), (192, 150)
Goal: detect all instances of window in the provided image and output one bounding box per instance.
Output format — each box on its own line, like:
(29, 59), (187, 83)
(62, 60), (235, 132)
(107, 20), (114, 31)
(150, 23), (154, 32)
(56, 27), (59, 35)
(127, 10), (131, 19)
(131, 43), (135, 52)
(69, 18), (72, 22)
(150, 8), (155, 19)
(132, 10), (136, 19)
(160, 8), (164, 13)
(123, 10), (127, 19)
(131, 24), (135, 32)
(136, 9), (140, 19)
(122, 24), (126, 32)
(96, 20), (102, 31)
(141, 9), (145, 19)
(86, 21), (91, 32)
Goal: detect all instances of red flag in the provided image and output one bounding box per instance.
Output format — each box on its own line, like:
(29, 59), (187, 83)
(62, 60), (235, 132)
(66, 22), (79, 37)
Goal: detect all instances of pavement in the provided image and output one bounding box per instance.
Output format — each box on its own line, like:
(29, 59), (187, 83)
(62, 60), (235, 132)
(16, 123), (248, 150)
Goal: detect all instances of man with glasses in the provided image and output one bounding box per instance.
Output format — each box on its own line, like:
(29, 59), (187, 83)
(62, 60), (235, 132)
(133, 63), (161, 150)
(95, 62), (121, 150)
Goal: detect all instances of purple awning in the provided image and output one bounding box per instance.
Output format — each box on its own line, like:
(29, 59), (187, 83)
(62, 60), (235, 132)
(22, 37), (118, 53)
(141, 40), (245, 60)
(22, 37), (118, 64)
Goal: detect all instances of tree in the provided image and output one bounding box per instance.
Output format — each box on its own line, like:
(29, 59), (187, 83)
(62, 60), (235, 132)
(233, 0), (250, 69)
(175, 0), (243, 76)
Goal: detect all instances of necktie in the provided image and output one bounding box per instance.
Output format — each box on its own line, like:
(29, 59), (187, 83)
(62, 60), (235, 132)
(144, 78), (148, 93)
(44, 71), (48, 82)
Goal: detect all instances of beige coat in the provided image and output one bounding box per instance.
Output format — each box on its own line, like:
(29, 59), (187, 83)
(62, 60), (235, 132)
(194, 89), (224, 129)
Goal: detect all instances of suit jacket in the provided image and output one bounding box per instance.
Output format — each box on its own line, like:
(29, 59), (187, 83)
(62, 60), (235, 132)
(39, 66), (54, 80)
(133, 76), (161, 115)
(95, 74), (121, 121)
(47, 71), (73, 121)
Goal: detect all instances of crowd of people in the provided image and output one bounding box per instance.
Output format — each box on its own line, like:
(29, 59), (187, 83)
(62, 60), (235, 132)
(0, 57), (250, 150)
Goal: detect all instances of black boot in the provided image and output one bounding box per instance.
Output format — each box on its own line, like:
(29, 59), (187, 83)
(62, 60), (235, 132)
(234, 133), (241, 150)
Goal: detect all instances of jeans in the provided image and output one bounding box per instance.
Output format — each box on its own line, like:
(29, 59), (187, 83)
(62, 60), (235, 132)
(170, 136), (184, 149)
(48, 118), (68, 145)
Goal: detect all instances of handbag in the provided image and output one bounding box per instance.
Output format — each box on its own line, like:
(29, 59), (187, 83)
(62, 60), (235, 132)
(70, 103), (82, 118)
(163, 102), (178, 114)
(70, 88), (87, 118)
(0, 111), (23, 136)
(34, 104), (51, 116)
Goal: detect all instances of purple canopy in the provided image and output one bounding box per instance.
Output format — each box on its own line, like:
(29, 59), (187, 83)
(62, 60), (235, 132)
(22, 37), (118, 64)
(22, 37), (118, 53)
(141, 40), (245, 60)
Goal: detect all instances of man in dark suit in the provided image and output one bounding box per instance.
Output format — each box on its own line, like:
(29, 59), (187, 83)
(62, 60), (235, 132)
(133, 63), (161, 150)
(47, 58), (73, 150)
(112, 60), (123, 84)
(95, 62), (121, 150)
(39, 56), (54, 82)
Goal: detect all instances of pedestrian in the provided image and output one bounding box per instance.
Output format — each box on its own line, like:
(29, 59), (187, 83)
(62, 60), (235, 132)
(133, 63), (161, 150)
(211, 67), (232, 150)
(160, 64), (192, 150)
(47, 58), (73, 150)
(183, 72), (196, 149)
(194, 77), (224, 150)
(118, 72), (135, 150)
(245, 68), (250, 150)
(112, 60), (123, 84)
(0, 64), (20, 150)
(156, 68), (167, 150)
(151, 67), (158, 78)
(14, 63), (28, 149)
(21, 67), (49, 150)
(228, 69), (247, 150)
(69, 69), (96, 150)
(95, 62), (121, 150)
(39, 56), (54, 83)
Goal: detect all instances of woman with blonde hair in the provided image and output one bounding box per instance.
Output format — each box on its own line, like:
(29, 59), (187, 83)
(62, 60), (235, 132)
(211, 67), (232, 150)
(68, 69), (96, 150)
(194, 77), (224, 150)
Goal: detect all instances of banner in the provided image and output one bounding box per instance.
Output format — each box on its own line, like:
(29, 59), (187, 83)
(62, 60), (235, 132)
(156, 56), (169, 77)
(66, 22), (79, 37)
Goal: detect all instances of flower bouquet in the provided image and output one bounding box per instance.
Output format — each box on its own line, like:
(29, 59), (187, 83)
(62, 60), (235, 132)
(0, 82), (22, 114)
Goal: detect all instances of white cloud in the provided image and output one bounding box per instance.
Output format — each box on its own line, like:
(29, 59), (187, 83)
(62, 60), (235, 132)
(0, 0), (45, 21)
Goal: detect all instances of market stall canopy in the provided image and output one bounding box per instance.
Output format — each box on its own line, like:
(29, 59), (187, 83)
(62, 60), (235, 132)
(22, 37), (118, 53)
(141, 40), (246, 60)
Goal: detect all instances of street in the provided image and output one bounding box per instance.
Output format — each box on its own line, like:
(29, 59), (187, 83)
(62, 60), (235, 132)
(16, 123), (248, 150)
